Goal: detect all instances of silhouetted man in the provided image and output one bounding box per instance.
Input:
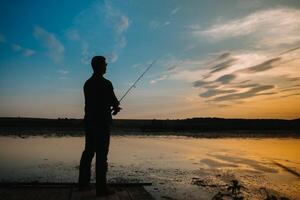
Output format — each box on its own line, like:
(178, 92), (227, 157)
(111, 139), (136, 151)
(78, 56), (121, 196)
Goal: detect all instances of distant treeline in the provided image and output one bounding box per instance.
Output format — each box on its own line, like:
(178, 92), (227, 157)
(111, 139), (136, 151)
(0, 117), (299, 136)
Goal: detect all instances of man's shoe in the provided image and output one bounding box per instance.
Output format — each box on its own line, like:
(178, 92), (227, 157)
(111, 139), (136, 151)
(96, 187), (115, 197)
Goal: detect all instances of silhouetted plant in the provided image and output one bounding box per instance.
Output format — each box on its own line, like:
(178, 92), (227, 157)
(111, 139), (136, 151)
(259, 188), (290, 200)
(212, 191), (225, 200)
(211, 179), (245, 200)
(227, 180), (244, 200)
(210, 180), (291, 200)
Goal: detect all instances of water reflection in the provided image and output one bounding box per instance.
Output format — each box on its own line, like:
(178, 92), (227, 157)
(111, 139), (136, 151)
(200, 158), (239, 168)
(0, 136), (300, 199)
(208, 154), (278, 173)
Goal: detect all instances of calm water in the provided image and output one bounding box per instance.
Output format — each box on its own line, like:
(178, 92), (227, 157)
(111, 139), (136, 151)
(0, 135), (299, 199)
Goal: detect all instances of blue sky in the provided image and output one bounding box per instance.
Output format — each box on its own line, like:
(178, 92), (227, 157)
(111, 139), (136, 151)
(1, 0), (300, 119)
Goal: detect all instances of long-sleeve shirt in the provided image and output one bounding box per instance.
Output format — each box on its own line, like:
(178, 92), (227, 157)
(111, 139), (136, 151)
(83, 74), (119, 126)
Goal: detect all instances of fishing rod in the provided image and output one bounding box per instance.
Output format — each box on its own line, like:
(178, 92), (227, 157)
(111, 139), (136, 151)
(118, 56), (160, 103)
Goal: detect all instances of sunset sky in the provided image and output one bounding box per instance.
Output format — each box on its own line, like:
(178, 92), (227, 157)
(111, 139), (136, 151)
(0, 0), (300, 119)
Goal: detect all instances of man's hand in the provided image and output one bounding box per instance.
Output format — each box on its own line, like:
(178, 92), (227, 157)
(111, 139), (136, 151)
(112, 106), (122, 115)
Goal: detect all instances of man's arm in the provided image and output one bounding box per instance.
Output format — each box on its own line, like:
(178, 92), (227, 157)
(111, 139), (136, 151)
(109, 81), (121, 115)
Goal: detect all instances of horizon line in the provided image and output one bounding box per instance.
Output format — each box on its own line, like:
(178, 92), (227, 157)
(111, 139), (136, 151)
(0, 116), (299, 121)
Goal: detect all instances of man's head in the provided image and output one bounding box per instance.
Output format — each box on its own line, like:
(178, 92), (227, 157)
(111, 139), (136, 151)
(91, 56), (107, 75)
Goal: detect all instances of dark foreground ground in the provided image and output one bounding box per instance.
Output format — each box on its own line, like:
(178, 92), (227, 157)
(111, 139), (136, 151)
(0, 182), (154, 200)
(0, 117), (299, 137)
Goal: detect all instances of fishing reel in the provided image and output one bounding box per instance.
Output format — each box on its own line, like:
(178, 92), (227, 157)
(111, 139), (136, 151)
(111, 106), (122, 115)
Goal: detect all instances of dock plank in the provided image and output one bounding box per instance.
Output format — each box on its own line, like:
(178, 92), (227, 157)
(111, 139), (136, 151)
(70, 187), (97, 200)
(127, 186), (154, 200)
(0, 187), (70, 200)
(70, 185), (119, 200)
(113, 186), (131, 200)
(70, 186), (128, 200)
(0, 183), (154, 200)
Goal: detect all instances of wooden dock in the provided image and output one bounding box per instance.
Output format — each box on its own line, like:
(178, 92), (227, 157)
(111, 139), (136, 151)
(0, 182), (155, 200)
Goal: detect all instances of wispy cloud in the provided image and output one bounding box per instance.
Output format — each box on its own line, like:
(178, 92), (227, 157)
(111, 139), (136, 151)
(211, 84), (275, 102)
(194, 8), (300, 47)
(57, 69), (70, 80)
(242, 57), (281, 73)
(65, 29), (80, 41)
(11, 44), (22, 52)
(151, 45), (300, 106)
(131, 61), (152, 69)
(106, 51), (118, 63)
(104, 0), (130, 63)
(22, 49), (35, 57)
(105, 2), (129, 35)
(170, 7), (181, 16)
(80, 41), (91, 65)
(281, 76), (300, 83)
(149, 6), (180, 29)
(11, 44), (35, 57)
(58, 69), (69, 75)
(215, 74), (236, 84)
(68, 1), (130, 65)
(148, 6), (180, 31)
(33, 26), (65, 62)
(193, 74), (236, 87)
(280, 92), (300, 98)
(150, 75), (169, 84)
(200, 88), (237, 98)
(210, 58), (237, 74)
(149, 20), (171, 29)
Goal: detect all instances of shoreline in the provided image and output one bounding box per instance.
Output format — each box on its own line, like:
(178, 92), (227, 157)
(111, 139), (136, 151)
(0, 128), (299, 138)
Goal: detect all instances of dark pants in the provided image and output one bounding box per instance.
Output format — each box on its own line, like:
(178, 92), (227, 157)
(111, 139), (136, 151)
(78, 125), (110, 191)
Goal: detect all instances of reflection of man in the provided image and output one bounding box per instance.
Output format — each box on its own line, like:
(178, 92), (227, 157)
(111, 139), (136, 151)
(78, 56), (121, 196)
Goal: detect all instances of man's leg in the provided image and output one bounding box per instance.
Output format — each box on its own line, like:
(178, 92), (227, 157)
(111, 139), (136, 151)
(95, 126), (111, 195)
(78, 128), (95, 187)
